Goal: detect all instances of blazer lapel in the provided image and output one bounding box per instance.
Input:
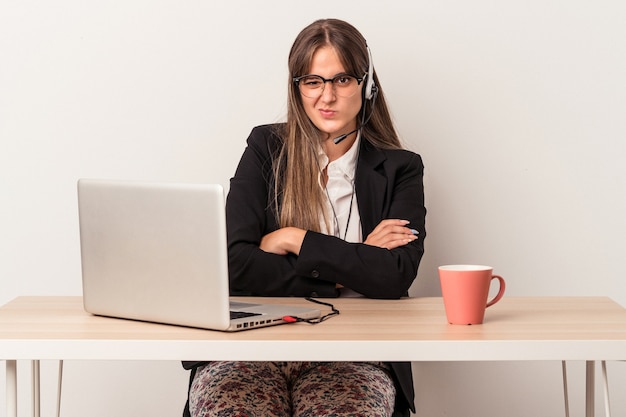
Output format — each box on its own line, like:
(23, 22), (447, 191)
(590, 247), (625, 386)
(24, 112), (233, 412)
(355, 140), (388, 236)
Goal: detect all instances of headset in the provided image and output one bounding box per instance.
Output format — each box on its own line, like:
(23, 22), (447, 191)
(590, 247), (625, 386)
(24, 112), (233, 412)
(364, 45), (378, 101)
(333, 45), (378, 145)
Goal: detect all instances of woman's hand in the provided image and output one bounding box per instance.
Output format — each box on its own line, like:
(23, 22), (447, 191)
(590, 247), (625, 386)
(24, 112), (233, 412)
(364, 219), (418, 250)
(260, 227), (307, 255)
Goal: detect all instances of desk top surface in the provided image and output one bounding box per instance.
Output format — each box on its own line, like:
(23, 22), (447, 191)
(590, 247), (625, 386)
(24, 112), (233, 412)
(2, 296), (626, 361)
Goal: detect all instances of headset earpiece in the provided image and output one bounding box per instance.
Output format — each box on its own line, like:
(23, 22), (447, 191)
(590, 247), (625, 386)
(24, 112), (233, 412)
(364, 45), (377, 101)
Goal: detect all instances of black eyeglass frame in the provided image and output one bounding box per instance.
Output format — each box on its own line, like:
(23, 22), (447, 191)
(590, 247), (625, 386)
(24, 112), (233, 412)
(292, 73), (367, 97)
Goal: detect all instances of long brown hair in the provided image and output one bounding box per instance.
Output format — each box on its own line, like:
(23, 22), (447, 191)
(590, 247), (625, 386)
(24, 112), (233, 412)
(273, 19), (402, 231)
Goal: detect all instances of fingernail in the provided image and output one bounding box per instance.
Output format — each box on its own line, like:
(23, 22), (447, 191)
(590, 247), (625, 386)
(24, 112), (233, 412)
(410, 229), (419, 235)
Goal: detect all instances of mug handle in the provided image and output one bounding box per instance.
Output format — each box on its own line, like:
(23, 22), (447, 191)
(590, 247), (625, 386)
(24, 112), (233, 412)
(485, 275), (506, 308)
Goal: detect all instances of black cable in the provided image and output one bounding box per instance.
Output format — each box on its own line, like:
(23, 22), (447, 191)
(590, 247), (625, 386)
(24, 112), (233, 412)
(283, 297), (340, 324)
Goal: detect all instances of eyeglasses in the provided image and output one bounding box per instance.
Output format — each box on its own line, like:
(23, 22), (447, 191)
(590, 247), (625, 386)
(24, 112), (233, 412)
(293, 73), (366, 98)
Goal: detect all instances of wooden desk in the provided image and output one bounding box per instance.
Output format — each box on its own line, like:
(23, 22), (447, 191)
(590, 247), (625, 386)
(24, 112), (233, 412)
(3, 296), (626, 417)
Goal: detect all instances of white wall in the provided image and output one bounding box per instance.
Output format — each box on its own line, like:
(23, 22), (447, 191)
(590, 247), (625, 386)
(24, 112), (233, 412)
(2, 1), (625, 416)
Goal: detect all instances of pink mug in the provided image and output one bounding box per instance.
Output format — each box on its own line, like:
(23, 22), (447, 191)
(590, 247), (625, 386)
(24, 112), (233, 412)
(438, 265), (506, 325)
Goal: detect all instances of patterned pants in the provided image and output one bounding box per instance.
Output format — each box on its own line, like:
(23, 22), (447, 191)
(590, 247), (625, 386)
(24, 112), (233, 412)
(189, 361), (396, 417)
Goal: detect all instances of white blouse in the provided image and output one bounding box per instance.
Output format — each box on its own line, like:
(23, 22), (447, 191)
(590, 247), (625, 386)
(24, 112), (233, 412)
(317, 134), (362, 243)
(317, 135), (364, 297)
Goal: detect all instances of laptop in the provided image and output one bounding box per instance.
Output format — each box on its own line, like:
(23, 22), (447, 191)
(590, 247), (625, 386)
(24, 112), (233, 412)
(77, 179), (321, 331)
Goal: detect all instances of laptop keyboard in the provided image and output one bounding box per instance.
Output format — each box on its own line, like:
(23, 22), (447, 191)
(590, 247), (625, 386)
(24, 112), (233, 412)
(230, 310), (261, 320)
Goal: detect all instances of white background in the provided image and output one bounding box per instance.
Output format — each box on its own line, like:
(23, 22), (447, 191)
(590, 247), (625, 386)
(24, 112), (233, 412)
(2, 0), (625, 416)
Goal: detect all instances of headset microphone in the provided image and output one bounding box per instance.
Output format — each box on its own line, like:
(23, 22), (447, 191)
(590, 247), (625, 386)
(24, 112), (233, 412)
(333, 128), (360, 145)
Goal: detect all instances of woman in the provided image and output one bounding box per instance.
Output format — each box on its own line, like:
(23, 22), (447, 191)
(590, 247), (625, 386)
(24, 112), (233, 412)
(184, 18), (426, 417)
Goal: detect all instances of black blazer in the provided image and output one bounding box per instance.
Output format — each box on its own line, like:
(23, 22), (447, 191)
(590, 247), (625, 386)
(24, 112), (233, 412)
(183, 124), (426, 416)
